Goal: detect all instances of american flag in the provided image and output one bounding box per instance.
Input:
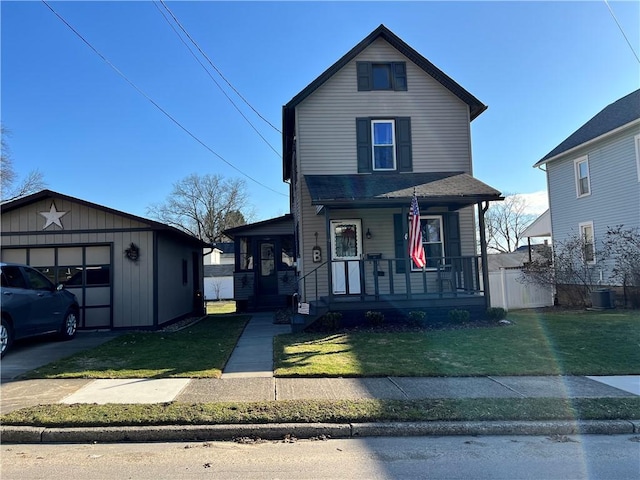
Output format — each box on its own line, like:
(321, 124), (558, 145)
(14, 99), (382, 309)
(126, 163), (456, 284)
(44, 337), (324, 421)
(409, 195), (426, 268)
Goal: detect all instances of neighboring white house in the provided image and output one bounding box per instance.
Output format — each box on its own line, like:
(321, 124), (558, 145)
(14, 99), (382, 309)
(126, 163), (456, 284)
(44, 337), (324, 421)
(203, 243), (234, 265)
(533, 89), (640, 292)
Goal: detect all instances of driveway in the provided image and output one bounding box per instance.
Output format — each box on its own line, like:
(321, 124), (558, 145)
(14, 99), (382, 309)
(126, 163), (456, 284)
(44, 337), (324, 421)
(1, 331), (122, 382)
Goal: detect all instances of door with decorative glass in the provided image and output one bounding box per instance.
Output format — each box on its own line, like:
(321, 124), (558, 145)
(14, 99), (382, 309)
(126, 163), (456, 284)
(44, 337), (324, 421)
(330, 219), (362, 295)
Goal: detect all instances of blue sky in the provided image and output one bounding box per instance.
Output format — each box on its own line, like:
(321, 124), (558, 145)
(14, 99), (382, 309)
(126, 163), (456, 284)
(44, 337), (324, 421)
(2, 1), (638, 221)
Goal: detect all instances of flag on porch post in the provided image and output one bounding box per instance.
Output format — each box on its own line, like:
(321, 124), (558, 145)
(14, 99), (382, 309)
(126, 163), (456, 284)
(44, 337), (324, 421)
(409, 194), (426, 268)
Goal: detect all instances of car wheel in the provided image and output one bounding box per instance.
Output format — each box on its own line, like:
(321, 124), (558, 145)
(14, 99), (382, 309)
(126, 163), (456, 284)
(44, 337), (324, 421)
(1, 318), (12, 358)
(59, 310), (78, 340)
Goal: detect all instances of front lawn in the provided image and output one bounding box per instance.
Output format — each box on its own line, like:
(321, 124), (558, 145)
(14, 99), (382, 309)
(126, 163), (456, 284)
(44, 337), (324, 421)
(21, 315), (249, 379)
(3, 397), (639, 427)
(274, 310), (640, 377)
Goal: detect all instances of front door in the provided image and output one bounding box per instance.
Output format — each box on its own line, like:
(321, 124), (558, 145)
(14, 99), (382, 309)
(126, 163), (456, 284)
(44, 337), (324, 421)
(257, 240), (277, 295)
(330, 219), (362, 295)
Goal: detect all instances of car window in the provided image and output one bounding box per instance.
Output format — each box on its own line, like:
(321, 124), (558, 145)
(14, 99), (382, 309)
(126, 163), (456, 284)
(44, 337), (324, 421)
(23, 266), (55, 291)
(1, 266), (28, 289)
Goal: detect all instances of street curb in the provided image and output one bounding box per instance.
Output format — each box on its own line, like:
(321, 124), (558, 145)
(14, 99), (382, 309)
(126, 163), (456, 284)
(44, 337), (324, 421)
(2, 420), (638, 444)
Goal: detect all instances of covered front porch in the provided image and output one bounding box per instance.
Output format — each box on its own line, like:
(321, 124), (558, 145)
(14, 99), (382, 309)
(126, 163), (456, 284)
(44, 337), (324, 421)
(295, 172), (502, 326)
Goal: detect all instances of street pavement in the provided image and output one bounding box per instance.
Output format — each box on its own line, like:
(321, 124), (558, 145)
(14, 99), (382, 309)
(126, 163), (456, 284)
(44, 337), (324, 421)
(1, 312), (639, 443)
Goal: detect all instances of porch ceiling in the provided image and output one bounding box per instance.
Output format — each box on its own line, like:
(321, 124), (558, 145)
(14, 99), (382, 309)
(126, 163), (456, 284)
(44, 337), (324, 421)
(304, 172), (503, 208)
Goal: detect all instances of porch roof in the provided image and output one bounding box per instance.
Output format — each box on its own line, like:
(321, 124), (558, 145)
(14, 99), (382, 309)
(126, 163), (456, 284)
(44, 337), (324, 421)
(304, 172), (502, 208)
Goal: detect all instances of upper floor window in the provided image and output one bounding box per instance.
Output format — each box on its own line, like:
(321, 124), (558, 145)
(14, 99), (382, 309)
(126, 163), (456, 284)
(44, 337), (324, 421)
(372, 120), (396, 170)
(574, 156), (590, 197)
(357, 62), (407, 91)
(357, 117), (412, 173)
(579, 221), (595, 264)
(635, 134), (640, 182)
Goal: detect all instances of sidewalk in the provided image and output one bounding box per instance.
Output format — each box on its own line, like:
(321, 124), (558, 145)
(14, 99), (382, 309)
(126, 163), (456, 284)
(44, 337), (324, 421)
(1, 313), (639, 443)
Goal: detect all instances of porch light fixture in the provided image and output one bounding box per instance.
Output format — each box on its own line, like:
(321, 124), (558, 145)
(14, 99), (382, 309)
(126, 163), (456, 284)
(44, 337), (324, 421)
(366, 228), (372, 240)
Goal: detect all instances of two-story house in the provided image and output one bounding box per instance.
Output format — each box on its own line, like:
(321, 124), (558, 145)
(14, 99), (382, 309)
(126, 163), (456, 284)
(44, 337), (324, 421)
(533, 89), (640, 301)
(282, 25), (502, 323)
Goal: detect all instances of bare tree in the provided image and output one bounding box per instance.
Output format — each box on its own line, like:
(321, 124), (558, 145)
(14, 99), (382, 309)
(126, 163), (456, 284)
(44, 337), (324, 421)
(1, 125), (46, 202)
(485, 194), (537, 253)
(521, 232), (604, 307)
(602, 225), (640, 307)
(146, 173), (251, 244)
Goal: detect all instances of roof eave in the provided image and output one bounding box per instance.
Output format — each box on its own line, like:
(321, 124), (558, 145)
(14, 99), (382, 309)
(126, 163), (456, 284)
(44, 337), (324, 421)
(534, 117), (640, 168)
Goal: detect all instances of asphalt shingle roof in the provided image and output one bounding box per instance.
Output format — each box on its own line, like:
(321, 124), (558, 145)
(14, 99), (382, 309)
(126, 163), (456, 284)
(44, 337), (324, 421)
(535, 89), (640, 166)
(304, 172), (502, 206)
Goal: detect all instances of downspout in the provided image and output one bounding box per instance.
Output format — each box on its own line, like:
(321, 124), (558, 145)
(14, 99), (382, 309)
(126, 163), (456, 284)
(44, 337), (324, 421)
(325, 206), (332, 302)
(478, 201), (491, 309)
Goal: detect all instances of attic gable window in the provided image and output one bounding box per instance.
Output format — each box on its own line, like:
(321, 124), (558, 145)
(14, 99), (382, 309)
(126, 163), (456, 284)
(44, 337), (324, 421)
(357, 62), (407, 91)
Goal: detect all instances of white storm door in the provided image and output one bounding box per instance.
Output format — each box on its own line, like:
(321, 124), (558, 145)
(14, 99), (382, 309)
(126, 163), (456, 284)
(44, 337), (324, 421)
(330, 219), (362, 295)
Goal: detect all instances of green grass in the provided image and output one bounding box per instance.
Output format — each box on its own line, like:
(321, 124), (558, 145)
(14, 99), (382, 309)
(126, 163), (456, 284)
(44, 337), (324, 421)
(2, 397), (639, 427)
(274, 310), (640, 377)
(21, 315), (249, 379)
(206, 301), (236, 315)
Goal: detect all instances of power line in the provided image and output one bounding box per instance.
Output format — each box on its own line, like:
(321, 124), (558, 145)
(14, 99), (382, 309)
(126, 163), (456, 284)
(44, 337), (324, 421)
(603, 0), (640, 64)
(158, 0), (282, 134)
(40, 0), (287, 198)
(152, 1), (281, 158)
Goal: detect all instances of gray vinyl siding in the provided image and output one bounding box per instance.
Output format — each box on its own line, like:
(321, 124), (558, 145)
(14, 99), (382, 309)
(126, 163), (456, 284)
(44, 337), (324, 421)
(547, 125), (640, 284)
(156, 236), (198, 325)
(296, 38), (472, 176)
(297, 183), (478, 300)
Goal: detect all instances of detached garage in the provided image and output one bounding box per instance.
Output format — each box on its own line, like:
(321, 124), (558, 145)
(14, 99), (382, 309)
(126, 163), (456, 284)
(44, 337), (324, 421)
(1, 190), (206, 330)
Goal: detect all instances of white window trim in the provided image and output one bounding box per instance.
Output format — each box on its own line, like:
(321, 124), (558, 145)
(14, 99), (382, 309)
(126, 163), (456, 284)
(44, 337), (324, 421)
(410, 215), (445, 272)
(578, 221), (596, 265)
(574, 155), (591, 198)
(634, 134), (640, 183)
(371, 119), (396, 171)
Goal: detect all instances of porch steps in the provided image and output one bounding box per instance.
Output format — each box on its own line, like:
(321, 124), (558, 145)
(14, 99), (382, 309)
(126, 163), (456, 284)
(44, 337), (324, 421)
(291, 301), (329, 332)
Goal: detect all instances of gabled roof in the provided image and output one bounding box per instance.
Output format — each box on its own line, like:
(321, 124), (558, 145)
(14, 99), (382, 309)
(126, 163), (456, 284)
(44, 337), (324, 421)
(534, 89), (640, 167)
(1, 189), (206, 247)
(223, 214), (292, 238)
(304, 172), (502, 207)
(521, 209), (551, 238)
(283, 24), (488, 181)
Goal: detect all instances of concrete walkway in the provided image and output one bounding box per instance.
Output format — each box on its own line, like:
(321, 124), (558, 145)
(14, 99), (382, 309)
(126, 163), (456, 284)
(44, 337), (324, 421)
(221, 312), (291, 378)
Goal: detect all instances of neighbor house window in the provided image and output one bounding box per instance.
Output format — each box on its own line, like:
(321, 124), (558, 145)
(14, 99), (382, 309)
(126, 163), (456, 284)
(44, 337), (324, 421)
(579, 221), (595, 264)
(635, 134), (640, 182)
(239, 237), (253, 271)
(372, 120), (396, 170)
(411, 216), (444, 271)
(574, 156), (590, 197)
(357, 62), (407, 91)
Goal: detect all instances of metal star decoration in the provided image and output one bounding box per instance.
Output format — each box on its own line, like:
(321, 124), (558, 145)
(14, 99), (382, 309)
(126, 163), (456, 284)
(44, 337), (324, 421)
(39, 202), (68, 230)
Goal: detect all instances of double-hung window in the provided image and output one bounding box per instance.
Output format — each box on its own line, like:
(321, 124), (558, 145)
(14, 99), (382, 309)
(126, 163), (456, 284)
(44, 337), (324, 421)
(579, 221), (595, 264)
(356, 117), (411, 173)
(372, 120), (396, 170)
(574, 156), (590, 197)
(411, 216), (444, 271)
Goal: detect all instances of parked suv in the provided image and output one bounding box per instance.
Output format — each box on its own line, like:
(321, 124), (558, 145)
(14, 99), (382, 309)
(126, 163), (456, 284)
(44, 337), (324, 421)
(1, 262), (80, 357)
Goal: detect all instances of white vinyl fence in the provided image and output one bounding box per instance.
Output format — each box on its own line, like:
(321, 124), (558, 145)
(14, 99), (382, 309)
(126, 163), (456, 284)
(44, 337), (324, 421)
(489, 268), (553, 310)
(204, 276), (234, 301)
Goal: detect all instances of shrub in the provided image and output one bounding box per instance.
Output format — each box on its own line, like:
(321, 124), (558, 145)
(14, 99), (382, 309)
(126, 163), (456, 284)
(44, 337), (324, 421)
(448, 309), (470, 324)
(407, 310), (426, 327)
(486, 307), (508, 322)
(317, 311), (342, 331)
(274, 309), (292, 324)
(365, 310), (385, 327)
